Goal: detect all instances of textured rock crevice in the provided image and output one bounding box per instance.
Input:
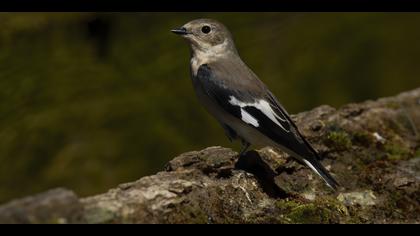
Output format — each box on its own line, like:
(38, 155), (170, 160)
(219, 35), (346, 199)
(0, 88), (419, 223)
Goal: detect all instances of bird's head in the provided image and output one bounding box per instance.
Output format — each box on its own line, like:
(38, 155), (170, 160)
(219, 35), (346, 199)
(171, 19), (238, 57)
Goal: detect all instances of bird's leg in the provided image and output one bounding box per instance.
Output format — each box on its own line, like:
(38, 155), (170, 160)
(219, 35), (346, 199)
(239, 141), (251, 157)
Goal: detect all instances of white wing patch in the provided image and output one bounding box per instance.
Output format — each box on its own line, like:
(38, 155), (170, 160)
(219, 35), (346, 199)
(228, 96), (289, 132)
(240, 109), (259, 127)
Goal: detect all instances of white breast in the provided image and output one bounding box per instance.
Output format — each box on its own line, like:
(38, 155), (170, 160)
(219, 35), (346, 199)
(191, 57), (203, 76)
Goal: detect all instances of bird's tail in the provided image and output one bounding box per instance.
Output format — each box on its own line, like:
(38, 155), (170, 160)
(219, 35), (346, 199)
(301, 155), (339, 191)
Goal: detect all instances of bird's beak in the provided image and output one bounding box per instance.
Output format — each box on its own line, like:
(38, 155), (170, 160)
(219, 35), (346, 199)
(171, 27), (189, 36)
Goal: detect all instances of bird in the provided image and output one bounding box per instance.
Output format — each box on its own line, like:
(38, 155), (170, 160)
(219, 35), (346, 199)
(171, 19), (339, 190)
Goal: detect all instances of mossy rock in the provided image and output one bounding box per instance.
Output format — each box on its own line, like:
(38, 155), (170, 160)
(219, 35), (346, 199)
(414, 148), (420, 158)
(384, 142), (411, 160)
(275, 199), (346, 224)
(352, 131), (374, 147)
(325, 131), (352, 151)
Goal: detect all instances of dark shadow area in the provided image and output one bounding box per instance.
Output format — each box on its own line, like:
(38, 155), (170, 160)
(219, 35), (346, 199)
(234, 150), (289, 199)
(85, 16), (112, 59)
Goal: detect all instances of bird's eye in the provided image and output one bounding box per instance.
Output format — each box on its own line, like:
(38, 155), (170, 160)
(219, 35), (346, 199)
(201, 25), (211, 34)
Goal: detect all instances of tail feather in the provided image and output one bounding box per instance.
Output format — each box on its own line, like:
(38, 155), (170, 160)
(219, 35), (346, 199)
(302, 157), (339, 191)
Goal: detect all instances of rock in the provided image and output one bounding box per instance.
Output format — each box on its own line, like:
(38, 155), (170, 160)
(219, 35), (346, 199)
(0, 188), (83, 224)
(0, 88), (419, 223)
(337, 190), (377, 207)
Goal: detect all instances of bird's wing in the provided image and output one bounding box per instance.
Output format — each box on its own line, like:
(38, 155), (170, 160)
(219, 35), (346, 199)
(264, 90), (313, 155)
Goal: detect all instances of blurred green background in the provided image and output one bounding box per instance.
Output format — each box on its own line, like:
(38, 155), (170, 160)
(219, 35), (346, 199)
(0, 12), (419, 203)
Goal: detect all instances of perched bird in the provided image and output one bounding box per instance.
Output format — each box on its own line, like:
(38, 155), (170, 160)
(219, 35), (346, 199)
(171, 19), (339, 190)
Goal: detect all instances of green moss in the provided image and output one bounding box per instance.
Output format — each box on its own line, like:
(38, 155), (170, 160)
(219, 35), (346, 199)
(384, 142), (410, 160)
(326, 131), (352, 151)
(84, 207), (117, 224)
(288, 204), (332, 223)
(48, 217), (69, 224)
(384, 101), (401, 110)
(166, 202), (210, 224)
(275, 199), (345, 224)
(275, 199), (301, 211)
(414, 148), (420, 159)
(352, 131), (373, 147)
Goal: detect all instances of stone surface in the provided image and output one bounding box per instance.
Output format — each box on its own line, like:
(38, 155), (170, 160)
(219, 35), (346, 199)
(0, 188), (83, 224)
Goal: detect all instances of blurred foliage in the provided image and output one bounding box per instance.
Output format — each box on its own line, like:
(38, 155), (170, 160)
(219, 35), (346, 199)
(0, 13), (419, 203)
